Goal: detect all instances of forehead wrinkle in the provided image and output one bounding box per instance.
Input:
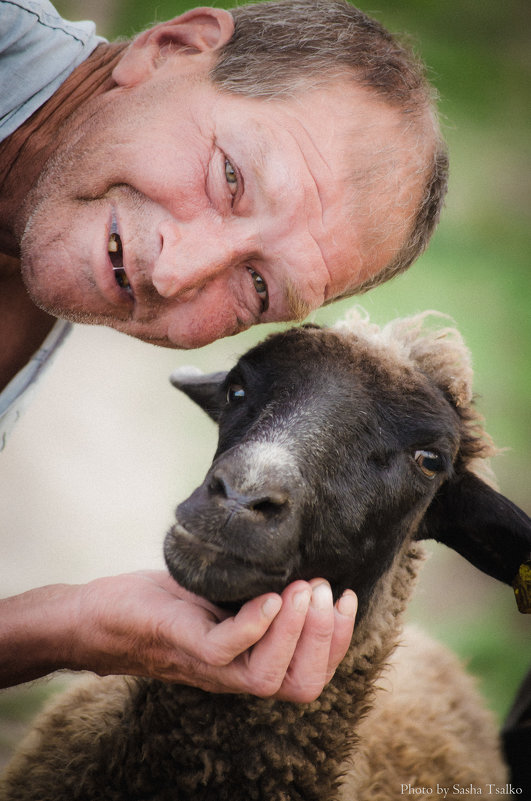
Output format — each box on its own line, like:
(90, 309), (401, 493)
(294, 123), (333, 213)
(245, 122), (329, 316)
(244, 123), (280, 215)
(285, 119), (348, 301)
(243, 107), (356, 314)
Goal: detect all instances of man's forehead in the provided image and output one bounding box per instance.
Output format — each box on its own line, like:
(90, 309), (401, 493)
(223, 95), (355, 229)
(240, 121), (270, 174)
(243, 107), (364, 306)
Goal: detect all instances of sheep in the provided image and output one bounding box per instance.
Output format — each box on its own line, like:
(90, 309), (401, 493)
(2, 310), (530, 801)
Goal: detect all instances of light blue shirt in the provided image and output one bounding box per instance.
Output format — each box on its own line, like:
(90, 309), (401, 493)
(0, 0), (105, 142)
(0, 1), (102, 446)
(0, 319), (72, 451)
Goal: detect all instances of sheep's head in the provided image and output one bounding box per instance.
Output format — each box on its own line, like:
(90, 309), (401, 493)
(164, 312), (531, 617)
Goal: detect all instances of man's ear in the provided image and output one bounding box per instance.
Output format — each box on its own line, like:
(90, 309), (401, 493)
(113, 7), (234, 86)
(170, 367), (228, 423)
(417, 471), (531, 602)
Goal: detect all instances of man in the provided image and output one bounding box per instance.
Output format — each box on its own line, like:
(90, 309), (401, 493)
(0, 0), (447, 695)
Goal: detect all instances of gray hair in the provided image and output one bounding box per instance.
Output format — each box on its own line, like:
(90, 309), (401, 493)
(211, 0), (448, 294)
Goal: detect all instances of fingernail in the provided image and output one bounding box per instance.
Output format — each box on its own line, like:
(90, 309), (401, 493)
(262, 596), (282, 620)
(293, 588), (311, 612)
(311, 581), (333, 611)
(337, 591), (357, 618)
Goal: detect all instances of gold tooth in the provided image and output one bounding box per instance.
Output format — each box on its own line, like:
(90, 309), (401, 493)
(108, 233), (119, 253)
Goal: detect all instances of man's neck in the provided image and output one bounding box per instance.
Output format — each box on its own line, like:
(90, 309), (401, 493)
(0, 41), (127, 260)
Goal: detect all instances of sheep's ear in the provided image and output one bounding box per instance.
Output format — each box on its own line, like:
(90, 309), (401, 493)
(170, 367), (228, 422)
(417, 472), (531, 611)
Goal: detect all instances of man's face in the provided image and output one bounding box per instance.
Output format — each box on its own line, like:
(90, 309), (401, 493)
(20, 52), (417, 348)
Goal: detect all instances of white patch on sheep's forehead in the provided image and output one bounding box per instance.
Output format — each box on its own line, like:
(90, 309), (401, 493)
(333, 307), (474, 408)
(256, 405), (330, 457)
(237, 441), (300, 489)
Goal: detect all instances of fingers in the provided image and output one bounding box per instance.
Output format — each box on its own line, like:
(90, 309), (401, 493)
(172, 579), (357, 700)
(159, 589), (290, 693)
(201, 593), (283, 667)
(163, 581), (315, 695)
(95, 571), (357, 701)
(237, 581), (313, 697)
(273, 581), (334, 702)
(230, 581), (357, 702)
(274, 583), (357, 703)
(329, 590), (357, 676)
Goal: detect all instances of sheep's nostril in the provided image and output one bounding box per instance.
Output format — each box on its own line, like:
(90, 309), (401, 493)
(208, 470), (289, 517)
(208, 473), (229, 498)
(249, 492), (289, 518)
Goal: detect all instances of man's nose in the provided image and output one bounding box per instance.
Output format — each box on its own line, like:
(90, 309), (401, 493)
(152, 218), (242, 299)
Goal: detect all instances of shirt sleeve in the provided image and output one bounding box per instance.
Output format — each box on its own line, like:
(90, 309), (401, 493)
(0, 0), (106, 142)
(0, 318), (73, 452)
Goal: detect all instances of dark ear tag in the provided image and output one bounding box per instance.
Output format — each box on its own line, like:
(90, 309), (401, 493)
(417, 472), (531, 612)
(170, 368), (228, 422)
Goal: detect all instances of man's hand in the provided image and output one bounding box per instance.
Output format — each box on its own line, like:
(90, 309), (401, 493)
(0, 571), (357, 700)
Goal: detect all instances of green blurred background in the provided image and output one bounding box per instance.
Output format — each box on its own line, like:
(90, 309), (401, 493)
(1, 0), (529, 767)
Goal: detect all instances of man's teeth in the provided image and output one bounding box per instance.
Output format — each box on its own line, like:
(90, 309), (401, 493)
(115, 268), (131, 289)
(108, 233), (120, 254)
(107, 223), (131, 292)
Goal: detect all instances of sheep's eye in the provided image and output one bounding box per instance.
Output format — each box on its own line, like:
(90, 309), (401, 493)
(227, 384), (245, 404)
(414, 449), (442, 479)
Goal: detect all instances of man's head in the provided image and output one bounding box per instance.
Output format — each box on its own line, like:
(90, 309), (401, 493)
(212, 0), (448, 295)
(19, 0), (447, 348)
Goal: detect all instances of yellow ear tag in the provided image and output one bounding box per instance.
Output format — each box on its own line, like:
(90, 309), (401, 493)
(513, 561), (531, 614)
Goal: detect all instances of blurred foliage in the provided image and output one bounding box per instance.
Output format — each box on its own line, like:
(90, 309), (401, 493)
(21, 0), (531, 729)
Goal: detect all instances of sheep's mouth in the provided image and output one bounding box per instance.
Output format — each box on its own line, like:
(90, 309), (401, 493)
(163, 522), (292, 606)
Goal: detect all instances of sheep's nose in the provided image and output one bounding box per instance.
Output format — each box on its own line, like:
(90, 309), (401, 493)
(208, 469), (290, 520)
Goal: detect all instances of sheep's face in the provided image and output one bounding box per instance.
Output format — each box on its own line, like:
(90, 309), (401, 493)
(164, 326), (462, 614)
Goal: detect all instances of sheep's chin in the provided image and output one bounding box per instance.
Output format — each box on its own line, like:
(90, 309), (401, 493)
(163, 522), (292, 606)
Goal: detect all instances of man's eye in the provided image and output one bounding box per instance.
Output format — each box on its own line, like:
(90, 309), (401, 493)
(247, 267), (269, 311)
(225, 158), (238, 195)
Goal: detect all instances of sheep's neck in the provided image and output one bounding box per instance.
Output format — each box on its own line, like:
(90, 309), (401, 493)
(125, 545), (425, 801)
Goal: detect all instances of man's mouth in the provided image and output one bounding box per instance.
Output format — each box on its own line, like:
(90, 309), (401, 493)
(108, 215), (133, 295)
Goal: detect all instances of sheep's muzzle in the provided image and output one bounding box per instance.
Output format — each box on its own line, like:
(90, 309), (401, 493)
(164, 445), (304, 605)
